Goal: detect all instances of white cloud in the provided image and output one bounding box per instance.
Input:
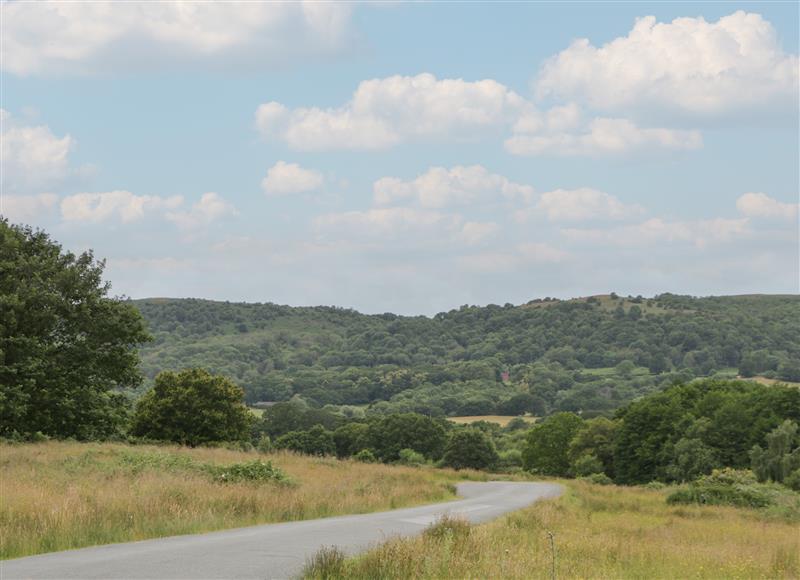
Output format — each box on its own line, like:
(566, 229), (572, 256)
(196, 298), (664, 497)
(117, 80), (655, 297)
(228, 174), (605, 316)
(1, 110), (76, 192)
(562, 217), (751, 249)
(373, 165), (534, 208)
(166, 192), (238, 230)
(61, 191), (183, 223)
(2, 2), (355, 76)
(261, 161), (324, 196)
(535, 11), (799, 115)
(506, 115), (702, 156)
(255, 73), (527, 150)
(314, 207), (458, 237)
(736, 192), (798, 220)
(459, 242), (568, 273)
(516, 188), (645, 222)
(458, 221), (499, 245)
(0, 193), (59, 223)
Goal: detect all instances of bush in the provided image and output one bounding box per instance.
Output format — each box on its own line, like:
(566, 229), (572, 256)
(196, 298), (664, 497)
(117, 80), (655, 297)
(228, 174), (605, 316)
(210, 459), (289, 484)
(397, 448), (426, 466)
(353, 449), (377, 463)
(785, 469), (800, 492)
(572, 454), (604, 477)
(442, 429), (499, 471)
(667, 484), (774, 509)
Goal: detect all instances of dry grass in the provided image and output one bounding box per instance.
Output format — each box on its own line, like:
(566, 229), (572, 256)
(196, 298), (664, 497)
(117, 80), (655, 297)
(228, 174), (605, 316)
(447, 415), (537, 427)
(0, 441), (479, 560)
(311, 480), (800, 579)
(747, 376), (800, 389)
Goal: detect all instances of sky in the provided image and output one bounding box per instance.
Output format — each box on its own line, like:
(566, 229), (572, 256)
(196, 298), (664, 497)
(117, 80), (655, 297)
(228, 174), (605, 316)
(1, 1), (798, 315)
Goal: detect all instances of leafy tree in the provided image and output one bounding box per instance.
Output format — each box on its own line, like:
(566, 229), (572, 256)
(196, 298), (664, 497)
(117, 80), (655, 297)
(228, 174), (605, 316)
(367, 413), (447, 462)
(750, 420), (800, 484)
(0, 220), (150, 440)
(523, 412), (584, 476)
(333, 422), (369, 458)
(568, 417), (618, 477)
(131, 369), (252, 446)
(274, 425), (335, 456)
(572, 454), (604, 477)
(442, 428), (499, 470)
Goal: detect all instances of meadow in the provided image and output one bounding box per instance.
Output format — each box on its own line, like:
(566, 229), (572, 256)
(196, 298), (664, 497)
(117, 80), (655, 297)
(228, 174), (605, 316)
(0, 441), (485, 560)
(448, 415), (537, 427)
(307, 480), (800, 579)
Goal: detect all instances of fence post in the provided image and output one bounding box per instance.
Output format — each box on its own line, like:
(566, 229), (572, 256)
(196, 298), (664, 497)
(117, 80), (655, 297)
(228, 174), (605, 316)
(546, 530), (556, 580)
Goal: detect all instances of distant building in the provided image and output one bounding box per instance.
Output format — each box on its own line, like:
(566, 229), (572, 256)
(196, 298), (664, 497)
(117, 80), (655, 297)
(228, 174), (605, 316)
(500, 371), (510, 382)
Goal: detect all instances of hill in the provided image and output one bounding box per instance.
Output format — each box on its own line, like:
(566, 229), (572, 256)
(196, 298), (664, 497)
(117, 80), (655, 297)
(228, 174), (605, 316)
(133, 294), (800, 417)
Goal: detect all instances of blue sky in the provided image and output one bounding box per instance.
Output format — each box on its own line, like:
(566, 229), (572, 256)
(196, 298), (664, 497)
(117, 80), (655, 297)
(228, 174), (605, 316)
(2, 1), (798, 314)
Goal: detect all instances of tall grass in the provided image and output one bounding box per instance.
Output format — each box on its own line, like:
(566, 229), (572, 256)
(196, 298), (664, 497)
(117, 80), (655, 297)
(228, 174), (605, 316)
(307, 480), (800, 579)
(0, 441), (478, 559)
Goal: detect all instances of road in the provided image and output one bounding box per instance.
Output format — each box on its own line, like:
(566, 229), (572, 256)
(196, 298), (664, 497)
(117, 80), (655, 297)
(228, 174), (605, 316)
(2, 481), (562, 580)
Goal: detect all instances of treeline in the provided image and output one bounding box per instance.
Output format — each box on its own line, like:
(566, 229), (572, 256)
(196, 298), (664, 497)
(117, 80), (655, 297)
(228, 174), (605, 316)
(135, 294), (800, 416)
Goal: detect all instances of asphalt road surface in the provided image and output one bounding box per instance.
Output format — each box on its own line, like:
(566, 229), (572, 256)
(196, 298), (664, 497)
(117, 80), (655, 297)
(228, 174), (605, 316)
(3, 481), (562, 580)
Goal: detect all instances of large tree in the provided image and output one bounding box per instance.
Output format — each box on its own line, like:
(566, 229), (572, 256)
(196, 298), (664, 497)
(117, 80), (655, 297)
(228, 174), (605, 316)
(0, 220), (150, 439)
(131, 368), (253, 446)
(523, 412), (584, 476)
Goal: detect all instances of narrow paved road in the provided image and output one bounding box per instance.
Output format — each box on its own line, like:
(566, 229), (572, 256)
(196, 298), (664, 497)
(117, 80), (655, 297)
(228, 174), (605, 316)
(3, 481), (562, 580)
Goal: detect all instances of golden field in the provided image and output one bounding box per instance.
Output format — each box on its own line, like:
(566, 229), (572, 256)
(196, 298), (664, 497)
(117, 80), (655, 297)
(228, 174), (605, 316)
(309, 480), (800, 579)
(447, 415), (537, 427)
(0, 441), (482, 560)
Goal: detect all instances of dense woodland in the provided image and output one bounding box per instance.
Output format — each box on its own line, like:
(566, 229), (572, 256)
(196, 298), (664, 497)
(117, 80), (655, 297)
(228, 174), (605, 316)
(135, 294), (800, 417)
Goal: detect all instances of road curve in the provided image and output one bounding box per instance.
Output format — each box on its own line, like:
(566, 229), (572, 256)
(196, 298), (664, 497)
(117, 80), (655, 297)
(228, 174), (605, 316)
(3, 481), (562, 580)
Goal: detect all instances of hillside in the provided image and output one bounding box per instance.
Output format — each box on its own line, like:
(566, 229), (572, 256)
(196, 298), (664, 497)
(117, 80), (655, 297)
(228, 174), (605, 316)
(134, 294), (800, 417)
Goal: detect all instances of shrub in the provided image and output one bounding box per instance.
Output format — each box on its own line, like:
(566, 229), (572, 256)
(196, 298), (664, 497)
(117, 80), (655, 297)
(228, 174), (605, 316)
(210, 459), (289, 484)
(353, 449), (377, 463)
(667, 484), (774, 509)
(785, 469), (800, 492)
(572, 454), (604, 477)
(397, 448), (426, 467)
(442, 429), (499, 471)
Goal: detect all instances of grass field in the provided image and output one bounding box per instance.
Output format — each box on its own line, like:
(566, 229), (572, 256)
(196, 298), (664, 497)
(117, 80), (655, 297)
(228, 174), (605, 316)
(307, 480), (800, 579)
(0, 441), (486, 560)
(447, 415), (537, 427)
(748, 375), (800, 389)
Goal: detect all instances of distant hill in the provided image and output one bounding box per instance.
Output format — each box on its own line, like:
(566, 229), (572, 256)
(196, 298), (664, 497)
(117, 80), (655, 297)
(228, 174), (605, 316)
(133, 294), (800, 417)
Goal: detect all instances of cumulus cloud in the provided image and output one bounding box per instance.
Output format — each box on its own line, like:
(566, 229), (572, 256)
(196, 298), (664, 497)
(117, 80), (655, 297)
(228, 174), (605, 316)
(61, 191), (183, 223)
(535, 11), (799, 115)
(2, 2), (355, 76)
(458, 243), (569, 273)
(562, 217), (751, 249)
(736, 192), (798, 220)
(1, 110), (77, 192)
(373, 165), (534, 208)
(166, 192), (238, 230)
(458, 221), (499, 245)
(313, 207), (458, 238)
(261, 161), (324, 196)
(507, 117), (702, 156)
(0, 193), (59, 223)
(515, 188), (645, 222)
(255, 73), (527, 150)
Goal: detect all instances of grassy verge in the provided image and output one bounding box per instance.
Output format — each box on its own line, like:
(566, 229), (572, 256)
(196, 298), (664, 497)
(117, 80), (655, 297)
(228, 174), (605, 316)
(0, 441), (486, 560)
(306, 480), (800, 579)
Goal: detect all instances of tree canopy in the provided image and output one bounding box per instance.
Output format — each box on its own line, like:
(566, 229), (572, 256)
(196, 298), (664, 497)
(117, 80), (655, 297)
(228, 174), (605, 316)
(0, 220), (150, 439)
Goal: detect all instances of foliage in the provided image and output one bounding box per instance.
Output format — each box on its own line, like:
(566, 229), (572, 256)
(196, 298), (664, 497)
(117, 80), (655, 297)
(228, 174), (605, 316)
(568, 417), (618, 477)
(442, 429), (499, 471)
(332, 422), (370, 458)
(133, 294), (800, 417)
(366, 413), (447, 462)
(579, 472), (613, 485)
(613, 379), (800, 484)
(522, 412), (583, 476)
(397, 448), (427, 467)
(353, 449), (377, 463)
(130, 368), (253, 446)
(572, 454), (605, 477)
(274, 425), (336, 456)
(0, 220), (151, 439)
(750, 420), (800, 484)
(209, 459), (289, 484)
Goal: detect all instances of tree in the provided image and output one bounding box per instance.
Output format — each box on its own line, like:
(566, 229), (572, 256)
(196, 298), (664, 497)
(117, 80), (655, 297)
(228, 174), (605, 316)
(568, 417), (618, 478)
(367, 413), (447, 462)
(442, 429), (499, 470)
(523, 412), (584, 476)
(0, 220), (150, 439)
(333, 422), (370, 458)
(750, 420), (800, 484)
(275, 425), (335, 456)
(131, 369), (252, 446)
